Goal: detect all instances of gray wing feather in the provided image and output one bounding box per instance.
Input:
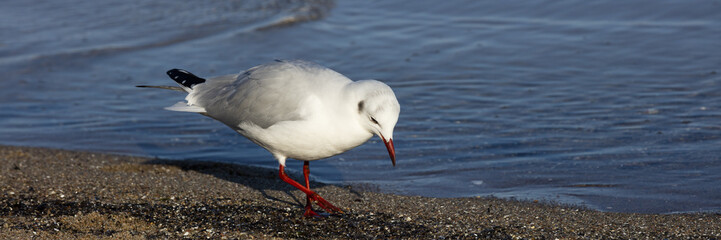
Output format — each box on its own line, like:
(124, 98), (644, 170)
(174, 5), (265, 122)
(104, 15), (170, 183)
(190, 60), (343, 129)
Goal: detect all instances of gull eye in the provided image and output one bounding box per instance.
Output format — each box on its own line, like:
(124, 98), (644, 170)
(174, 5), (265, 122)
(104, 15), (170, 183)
(370, 116), (379, 125)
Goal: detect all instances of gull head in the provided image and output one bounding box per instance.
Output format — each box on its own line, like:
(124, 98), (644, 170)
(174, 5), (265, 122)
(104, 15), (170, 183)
(352, 80), (401, 166)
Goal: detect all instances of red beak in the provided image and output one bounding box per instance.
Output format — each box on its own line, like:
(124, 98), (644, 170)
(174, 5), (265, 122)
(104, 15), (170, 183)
(383, 138), (396, 167)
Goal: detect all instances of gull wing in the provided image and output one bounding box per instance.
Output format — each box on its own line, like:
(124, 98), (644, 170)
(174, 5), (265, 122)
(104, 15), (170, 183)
(188, 60), (349, 129)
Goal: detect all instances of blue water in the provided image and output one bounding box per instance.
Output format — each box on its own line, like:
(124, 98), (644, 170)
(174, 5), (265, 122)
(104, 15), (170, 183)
(2, 0), (720, 214)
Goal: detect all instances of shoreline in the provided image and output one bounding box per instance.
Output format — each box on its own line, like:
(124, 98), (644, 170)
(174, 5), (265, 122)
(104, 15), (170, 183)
(1, 145), (719, 239)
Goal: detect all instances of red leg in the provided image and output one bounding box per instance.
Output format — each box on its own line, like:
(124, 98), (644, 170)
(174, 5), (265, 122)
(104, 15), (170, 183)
(302, 161), (321, 217)
(278, 164), (343, 215)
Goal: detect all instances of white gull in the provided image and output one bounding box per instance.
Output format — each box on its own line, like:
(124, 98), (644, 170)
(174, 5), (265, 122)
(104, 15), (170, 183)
(138, 59), (400, 217)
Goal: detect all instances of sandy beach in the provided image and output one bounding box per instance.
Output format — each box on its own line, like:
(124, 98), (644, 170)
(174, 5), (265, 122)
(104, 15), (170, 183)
(1, 145), (719, 239)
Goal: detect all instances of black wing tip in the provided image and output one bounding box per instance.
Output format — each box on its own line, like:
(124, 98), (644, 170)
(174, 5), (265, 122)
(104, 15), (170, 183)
(167, 69), (206, 88)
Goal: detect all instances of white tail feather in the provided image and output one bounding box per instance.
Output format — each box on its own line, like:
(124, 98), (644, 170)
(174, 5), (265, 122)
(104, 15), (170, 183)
(165, 101), (206, 113)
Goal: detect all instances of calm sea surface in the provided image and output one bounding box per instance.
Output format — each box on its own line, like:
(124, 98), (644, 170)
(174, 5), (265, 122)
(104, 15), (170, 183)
(2, 0), (720, 213)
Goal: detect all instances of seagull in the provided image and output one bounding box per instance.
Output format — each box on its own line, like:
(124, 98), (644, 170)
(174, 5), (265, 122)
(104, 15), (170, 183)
(138, 60), (400, 217)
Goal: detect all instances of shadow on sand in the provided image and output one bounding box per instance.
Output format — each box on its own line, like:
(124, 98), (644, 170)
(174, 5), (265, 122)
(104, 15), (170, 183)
(140, 158), (364, 209)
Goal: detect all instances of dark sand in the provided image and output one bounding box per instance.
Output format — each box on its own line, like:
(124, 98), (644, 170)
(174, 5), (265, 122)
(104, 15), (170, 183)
(1, 145), (719, 239)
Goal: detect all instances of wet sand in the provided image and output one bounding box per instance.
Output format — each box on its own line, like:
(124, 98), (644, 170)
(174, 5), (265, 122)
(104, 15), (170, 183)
(1, 145), (719, 239)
